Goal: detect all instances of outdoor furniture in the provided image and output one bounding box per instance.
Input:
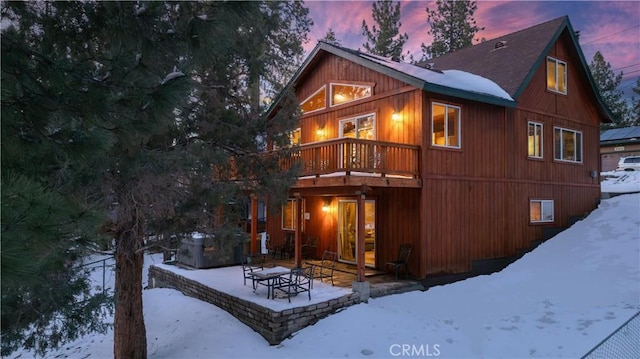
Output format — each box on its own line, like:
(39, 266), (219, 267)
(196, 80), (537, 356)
(273, 266), (313, 302)
(247, 266), (291, 299)
(309, 250), (337, 287)
(276, 233), (295, 260)
(301, 236), (318, 259)
(241, 253), (264, 288)
(386, 244), (412, 280)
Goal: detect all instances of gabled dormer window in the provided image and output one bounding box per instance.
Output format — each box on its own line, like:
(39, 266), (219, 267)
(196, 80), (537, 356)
(330, 83), (372, 107)
(300, 86), (326, 114)
(546, 57), (567, 94)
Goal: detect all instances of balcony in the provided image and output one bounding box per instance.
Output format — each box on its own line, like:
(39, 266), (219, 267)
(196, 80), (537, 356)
(279, 138), (421, 188)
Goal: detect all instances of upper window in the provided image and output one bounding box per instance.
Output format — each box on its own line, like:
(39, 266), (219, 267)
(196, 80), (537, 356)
(330, 83), (372, 107)
(546, 57), (567, 94)
(431, 103), (461, 148)
(554, 127), (582, 163)
(528, 121), (543, 158)
(300, 86), (326, 114)
(530, 199), (554, 223)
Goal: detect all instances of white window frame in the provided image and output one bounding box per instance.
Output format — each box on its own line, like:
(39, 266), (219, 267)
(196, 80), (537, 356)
(338, 113), (376, 139)
(300, 85), (326, 114)
(431, 102), (461, 149)
(530, 199), (554, 223)
(329, 82), (372, 107)
(547, 57), (567, 94)
(527, 121), (543, 159)
(281, 198), (304, 231)
(554, 127), (583, 163)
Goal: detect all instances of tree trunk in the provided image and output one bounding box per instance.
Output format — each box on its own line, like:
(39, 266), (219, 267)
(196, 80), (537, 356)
(113, 214), (147, 359)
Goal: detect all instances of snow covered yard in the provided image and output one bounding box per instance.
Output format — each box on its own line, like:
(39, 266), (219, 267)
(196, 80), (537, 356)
(10, 176), (640, 359)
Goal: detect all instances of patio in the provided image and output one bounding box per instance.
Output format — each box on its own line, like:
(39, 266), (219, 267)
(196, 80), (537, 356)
(147, 257), (423, 344)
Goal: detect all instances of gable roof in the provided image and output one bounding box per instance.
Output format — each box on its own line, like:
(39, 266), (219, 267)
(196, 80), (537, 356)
(266, 41), (517, 118)
(421, 16), (613, 122)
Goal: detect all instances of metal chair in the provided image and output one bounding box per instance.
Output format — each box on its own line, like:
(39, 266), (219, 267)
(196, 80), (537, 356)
(273, 266), (313, 302)
(386, 244), (412, 280)
(301, 236), (318, 259)
(241, 253), (264, 288)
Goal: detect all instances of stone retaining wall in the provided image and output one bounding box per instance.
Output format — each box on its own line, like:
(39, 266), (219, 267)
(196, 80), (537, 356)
(148, 265), (361, 344)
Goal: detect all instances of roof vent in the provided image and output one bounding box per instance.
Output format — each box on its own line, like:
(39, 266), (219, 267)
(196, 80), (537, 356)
(494, 40), (507, 50)
(424, 62), (435, 69)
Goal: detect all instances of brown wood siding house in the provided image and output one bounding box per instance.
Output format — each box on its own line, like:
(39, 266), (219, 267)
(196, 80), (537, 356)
(262, 16), (613, 282)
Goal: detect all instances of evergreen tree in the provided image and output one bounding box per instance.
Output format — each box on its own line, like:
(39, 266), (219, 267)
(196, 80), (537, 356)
(421, 0), (483, 60)
(361, 0), (408, 61)
(589, 51), (630, 128)
(1, 1), (309, 358)
(629, 78), (640, 126)
(320, 28), (342, 46)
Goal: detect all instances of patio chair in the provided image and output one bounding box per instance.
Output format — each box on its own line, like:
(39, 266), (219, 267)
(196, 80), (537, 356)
(312, 250), (337, 287)
(386, 244), (412, 280)
(301, 236), (318, 259)
(276, 233), (295, 260)
(273, 266), (313, 302)
(242, 253), (264, 289)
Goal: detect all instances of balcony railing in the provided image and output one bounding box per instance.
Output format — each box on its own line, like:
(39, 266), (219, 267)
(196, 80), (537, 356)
(280, 138), (420, 178)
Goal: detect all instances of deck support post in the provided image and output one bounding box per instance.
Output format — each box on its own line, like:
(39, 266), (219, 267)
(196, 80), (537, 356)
(356, 192), (366, 282)
(250, 194), (258, 254)
(294, 193), (303, 268)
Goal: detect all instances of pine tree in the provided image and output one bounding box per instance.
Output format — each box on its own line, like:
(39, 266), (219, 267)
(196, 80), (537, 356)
(320, 28), (342, 46)
(629, 78), (640, 126)
(421, 0), (483, 60)
(361, 0), (408, 62)
(1, 1), (309, 358)
(589, 51), (630, 128)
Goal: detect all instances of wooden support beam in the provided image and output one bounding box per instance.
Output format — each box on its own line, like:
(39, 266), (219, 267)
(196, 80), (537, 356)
(250, 194), (258, 254)
(295, 193), (303, 268)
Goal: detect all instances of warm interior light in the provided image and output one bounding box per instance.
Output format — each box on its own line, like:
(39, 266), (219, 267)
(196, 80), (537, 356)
(316, 128), (325, 136)
(391, 112), (401, 121)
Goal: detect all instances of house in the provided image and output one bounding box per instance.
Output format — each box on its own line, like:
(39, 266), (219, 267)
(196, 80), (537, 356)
(600, 126), (640, 171)
(258, 16), (612, 286)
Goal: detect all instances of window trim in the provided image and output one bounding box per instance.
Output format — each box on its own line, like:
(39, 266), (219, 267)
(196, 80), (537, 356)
(546, 56), (567, 95)
(527, 121), (544, 159)
(338, 112), (376, 140)
(530, 199), (555, 223)
(300, 85), (326, 114)
(281, 198), (304, 231)
(431, 102), (462, 149)
(553, 126), (583, 163)
(329, 82), (373, 108)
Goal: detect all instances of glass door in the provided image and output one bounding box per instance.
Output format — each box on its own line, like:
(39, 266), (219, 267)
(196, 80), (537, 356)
(337, 199), (376, 266)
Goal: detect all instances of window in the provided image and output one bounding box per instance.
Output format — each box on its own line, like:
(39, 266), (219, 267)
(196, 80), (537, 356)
(432, 103), (461, 148)
(281, 198), (304, 230)
(528, 121), (543, 158)
(300, 86), (326, 114)
(554, 127), (582, 162)
(339, 113), (375, 140)
(330, 83), (372, 106)
(530, 199), (554, 223)
(272, 128), (300, 150)
(546, 57), (567, 94)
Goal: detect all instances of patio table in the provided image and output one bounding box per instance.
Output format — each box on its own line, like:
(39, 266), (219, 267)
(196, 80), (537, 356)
(247, 266), (291, 299)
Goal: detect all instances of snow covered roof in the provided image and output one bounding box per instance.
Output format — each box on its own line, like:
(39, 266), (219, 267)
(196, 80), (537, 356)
(359, 52), (513, 101)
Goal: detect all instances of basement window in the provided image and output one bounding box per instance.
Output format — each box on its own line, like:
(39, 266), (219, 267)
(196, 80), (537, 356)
(530, 199), (554, 223)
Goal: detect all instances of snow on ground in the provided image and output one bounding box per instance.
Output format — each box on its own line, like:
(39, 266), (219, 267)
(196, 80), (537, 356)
(11, 173), (640, 359)
(601, 170), (640, 193)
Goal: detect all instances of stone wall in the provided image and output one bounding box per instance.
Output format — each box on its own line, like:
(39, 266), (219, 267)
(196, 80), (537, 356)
(148, 265), (361, 344)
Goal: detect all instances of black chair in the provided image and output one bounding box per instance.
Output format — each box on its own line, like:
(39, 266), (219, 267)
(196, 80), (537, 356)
(301, 236), (318, 259)
(241, 253), (264, 288)
(312, 250), (337, 287)
(386, 244), (412, 280)
(273, 266), (313, 302)
(277, 233), (295, 260)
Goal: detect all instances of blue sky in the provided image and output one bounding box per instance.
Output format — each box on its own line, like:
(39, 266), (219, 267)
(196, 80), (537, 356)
(304, 1), (640, 94)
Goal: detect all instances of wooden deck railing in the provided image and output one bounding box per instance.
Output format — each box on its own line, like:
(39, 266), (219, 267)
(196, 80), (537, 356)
(279, 138), (420, 178)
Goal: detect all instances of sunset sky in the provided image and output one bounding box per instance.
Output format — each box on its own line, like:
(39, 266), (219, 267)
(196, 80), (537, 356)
(304, 0), (640, 93)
